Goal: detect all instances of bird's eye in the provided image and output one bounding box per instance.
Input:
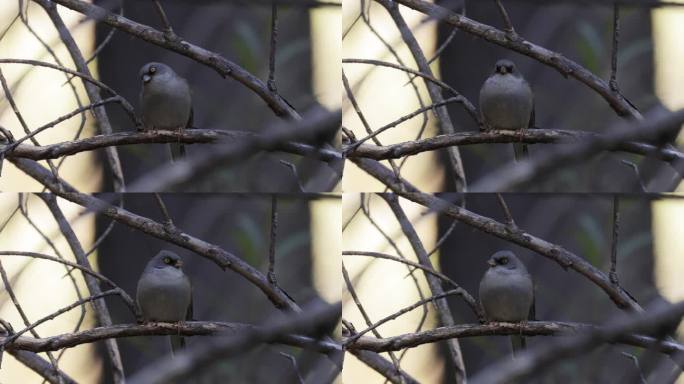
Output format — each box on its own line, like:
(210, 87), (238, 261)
(507, 65), (513, 72)
(164, 257), (171, 264)
(149, 66), (156, 74)
(500, 257), (508, 264)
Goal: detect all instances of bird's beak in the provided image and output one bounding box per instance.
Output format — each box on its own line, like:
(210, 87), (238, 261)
(487, 259), (496, 267)
(175, 260), (183, 268)
(499, 67), (508, 75)
(143, 74), (151, 83)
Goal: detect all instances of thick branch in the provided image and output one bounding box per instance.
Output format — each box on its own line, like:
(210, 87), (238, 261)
(127, 301), (340, 384)
(470, 301), (684, 384)
(3, 129), (341, 163)
(346, 128), (684, 164)
(345, 321), (684, 356)
(1, 321), (339, 354)
(126, 109), (341, 191)
(471, 109), (684, 191)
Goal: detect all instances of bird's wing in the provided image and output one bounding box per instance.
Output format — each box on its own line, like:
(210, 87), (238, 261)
(186, 106), (194, 129)
(529, 281), (536, 321)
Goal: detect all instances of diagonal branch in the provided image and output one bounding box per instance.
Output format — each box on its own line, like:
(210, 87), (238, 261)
(12, 159), (300, 313)
(381, 193), (468, 383)
(378, 0), (467, 190)
(345, 320), (684, 356)
(1, 321), (339, 354)
(39, 194), (125, 383)
(3, 129), (341, 163)
(390, 0), (641, 118)
(37, 0), (126, 191)
(351, 156), (641, 311)
(47, 0), (299, 119)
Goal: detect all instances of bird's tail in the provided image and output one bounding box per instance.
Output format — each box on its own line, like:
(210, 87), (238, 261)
(510, 335), (526, 357)
(169, 335), (186, 357)
(168, 143), (186, 162)
(513, 143), (528, 162)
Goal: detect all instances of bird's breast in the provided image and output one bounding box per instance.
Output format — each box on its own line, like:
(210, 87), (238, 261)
(479, 77), (533, 130)
(140, 77), (192, 130)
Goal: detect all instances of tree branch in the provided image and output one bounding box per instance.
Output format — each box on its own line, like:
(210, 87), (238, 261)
(3, 129), (340, 163)
(1, 321), (339, 354)
(350, 157), (641, 311)
(346, 128), (684, 166)
(11, 159), (300, 313)
(48, 0), (300, 119)
(391, 0), (641, 118)
(345, 321), (684, 356)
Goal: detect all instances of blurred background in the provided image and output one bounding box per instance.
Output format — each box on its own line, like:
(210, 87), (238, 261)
(342, 0), (684, 192)
(0, 192), (341, 383)
(0, 0), (341, 192)
(342, 193), (684, 383)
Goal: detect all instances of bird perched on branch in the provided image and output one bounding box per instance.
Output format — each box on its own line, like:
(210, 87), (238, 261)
(479, 250), (534, 356)
(137, 250), (193, 355)
(139, 62), (193, 162)
(479, 59), (535, 161)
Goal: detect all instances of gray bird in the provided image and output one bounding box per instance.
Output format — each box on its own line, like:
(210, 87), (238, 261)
(479, 59), (535, 161)
(137, 250), (193, 354)
(479, 250), (534, 356)
(139, 62), (193, 161)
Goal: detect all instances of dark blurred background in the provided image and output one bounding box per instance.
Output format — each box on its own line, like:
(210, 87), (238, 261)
(438, 193), (667, 383)
(95, 1), (336, 192)
(96, 193), (339, 383)
(436, 0), (679, 192)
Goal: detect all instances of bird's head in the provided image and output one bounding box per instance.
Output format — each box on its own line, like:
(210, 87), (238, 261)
(139, 62), (174, 85)
(487, 250), (524, 271)
(149, 250), (184, 270)
(493, 59), (518, 76)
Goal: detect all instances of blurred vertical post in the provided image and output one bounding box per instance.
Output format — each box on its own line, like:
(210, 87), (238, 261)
(652, 3), (684, 383)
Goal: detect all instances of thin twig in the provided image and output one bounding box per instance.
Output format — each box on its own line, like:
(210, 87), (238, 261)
(620, 160), (648, 192)
(268, 3), (279, 92)
(152, 0), (175, 35)
(278, 160), (305, 192)
(610, 3), (621, 92)
(496, 193), (517, 228)
(609, 195), (620, 286)
(342, 262), (404, 380)
(0, 261), (64, 383)
(494, 0), (516, 35)
(268, 196), (278, 286)
(278, 352), (305, 384)
(153, 193), (175, 228)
